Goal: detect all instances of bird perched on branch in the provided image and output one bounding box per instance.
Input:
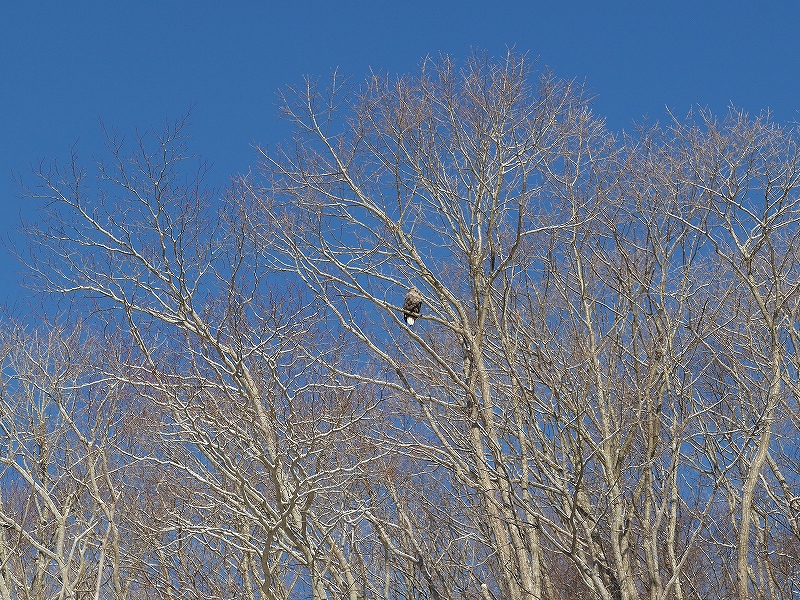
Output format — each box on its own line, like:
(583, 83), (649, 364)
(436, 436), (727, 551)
(403, 286), (423, 326)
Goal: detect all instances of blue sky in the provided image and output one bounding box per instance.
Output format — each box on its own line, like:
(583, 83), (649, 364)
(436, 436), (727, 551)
(2, 1), (800, 310)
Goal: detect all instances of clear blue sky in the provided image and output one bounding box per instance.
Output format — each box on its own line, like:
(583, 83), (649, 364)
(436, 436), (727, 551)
(2, 1), (800, 310)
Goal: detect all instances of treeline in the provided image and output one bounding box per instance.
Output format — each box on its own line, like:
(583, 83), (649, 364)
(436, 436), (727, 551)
(2, 52), (799, 600)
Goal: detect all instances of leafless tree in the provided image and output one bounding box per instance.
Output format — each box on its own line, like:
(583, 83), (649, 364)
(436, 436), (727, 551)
(662, 109), (800, 600)
(0, 319), (143, 600)
(18, 51), (800, 600)
(22, 120), (387, 599)
(257, 52), (800, 600)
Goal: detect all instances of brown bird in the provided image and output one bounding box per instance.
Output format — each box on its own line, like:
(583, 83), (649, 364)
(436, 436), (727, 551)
(403, 286), (423, 326)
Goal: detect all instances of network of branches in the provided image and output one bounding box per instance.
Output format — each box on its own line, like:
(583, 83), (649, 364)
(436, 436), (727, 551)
(2, 52), (800, 600)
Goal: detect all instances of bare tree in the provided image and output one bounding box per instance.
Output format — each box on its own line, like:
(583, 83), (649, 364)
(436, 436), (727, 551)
(257, 53), (800, 599)
(0, 319), (142, 600)
(258, 51), (621, 599)
(22, 120), (386, 600)
(663, 109), (800, 600)
(18, 51), (800, 600)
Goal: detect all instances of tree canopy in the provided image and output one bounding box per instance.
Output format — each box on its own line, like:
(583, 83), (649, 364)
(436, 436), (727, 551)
(3, 52), (800, 600)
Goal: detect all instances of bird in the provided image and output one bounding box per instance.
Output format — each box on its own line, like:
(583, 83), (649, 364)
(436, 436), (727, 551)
(403, 286), (423, 326)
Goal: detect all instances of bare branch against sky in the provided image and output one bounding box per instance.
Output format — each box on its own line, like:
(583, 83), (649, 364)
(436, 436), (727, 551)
(4, 52), (798, 599)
